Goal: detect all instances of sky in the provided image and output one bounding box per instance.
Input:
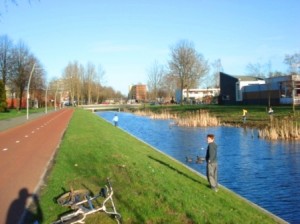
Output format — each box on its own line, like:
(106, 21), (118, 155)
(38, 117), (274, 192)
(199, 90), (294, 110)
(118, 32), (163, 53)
(1, 0), (300, 94)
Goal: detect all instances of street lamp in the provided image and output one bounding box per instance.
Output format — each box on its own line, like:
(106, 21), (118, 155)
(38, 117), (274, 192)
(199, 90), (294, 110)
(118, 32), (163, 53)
(54, 81), (59, 111)
(26, 63), (36, 120)
(45, 83), (48, 114)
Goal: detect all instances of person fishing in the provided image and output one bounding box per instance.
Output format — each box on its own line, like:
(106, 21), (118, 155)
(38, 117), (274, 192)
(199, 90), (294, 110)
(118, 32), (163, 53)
(205, 134), (218, 192)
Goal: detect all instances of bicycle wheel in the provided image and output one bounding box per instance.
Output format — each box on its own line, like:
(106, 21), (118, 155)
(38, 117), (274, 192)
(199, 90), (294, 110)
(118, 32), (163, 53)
(57, 189), (90, 208)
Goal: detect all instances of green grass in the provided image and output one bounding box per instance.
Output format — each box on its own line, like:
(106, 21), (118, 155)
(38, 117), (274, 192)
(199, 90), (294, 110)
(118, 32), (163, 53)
(0, 108), (50, 120)
(33, 109), (282, 223)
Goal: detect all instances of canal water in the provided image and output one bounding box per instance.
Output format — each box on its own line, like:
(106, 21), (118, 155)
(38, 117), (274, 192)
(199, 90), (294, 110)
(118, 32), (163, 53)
(97, 111), (300, 224)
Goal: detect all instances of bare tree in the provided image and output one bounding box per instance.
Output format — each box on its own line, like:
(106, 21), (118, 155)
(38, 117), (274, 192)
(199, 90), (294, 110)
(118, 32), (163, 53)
(95, 65), (105, 103)
(269, 71), (286, 77)
(47, 77), (65, 109)
(1, 0), (39, 18)
(10, 41), (35, 109)
(63, 61), (77, 105)
(147, 61), (165, 101)
(161, 73), (178, 103)
(85, 62), (97, 104)
(0, 35), (13, 110)
(0, 80), (7, 111)
(1, 37), (45, 109)
(30, 59), (45, 108)
(284, 52), (300, 74)
(168, 40), (209, 104)
(246, 62), (269, 78)
(76, 64), (85, 105)
(0, 35), (13, 86)
(61, 61), (109, 105)
(210, 59), (223, 88)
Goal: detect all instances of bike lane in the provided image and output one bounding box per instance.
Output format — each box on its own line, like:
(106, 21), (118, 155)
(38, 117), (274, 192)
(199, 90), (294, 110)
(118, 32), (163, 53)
(0, 108), (74, 224)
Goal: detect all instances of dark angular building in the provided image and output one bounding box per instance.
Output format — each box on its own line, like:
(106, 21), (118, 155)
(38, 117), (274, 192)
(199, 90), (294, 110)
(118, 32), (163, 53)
(219, 72), (265, 105)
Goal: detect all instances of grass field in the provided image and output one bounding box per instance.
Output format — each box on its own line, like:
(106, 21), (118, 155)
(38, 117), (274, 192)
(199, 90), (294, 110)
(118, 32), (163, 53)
(0, 108), (50, 120)
(31, 109), (283, 223)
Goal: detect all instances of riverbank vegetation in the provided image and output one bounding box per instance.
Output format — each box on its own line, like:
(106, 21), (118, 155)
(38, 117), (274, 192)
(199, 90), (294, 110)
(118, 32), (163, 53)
(258, 116), (300, 140)
(136, 104), (300, 140)
(134, 109), (220, 127)
(32, 109), (282, 223)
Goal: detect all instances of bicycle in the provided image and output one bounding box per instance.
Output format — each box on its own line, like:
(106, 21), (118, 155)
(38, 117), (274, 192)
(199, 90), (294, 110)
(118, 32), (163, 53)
(53, 178), (121, 224)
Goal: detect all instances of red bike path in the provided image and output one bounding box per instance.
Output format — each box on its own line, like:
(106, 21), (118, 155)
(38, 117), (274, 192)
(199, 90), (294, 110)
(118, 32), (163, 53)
(0, 109), (74, 224)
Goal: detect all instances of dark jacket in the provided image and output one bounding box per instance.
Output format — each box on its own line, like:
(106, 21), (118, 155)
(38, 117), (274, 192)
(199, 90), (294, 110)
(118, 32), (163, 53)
(206, 142), (217, 163)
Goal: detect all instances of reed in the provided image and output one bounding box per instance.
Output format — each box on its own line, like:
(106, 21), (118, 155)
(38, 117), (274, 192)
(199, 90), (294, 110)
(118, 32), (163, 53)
(134, 109), (177, 120)
(134, 109), (220, 127)
(135, 105), (300, 140)
(176, 110), (220, 127)
(258, 116), (300, 140)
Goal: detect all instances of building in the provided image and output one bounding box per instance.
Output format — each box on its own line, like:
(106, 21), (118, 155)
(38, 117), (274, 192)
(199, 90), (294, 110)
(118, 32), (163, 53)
(175, 88), (220, 104)
(128, 84), (147, 102)
(219, 72), (265, 105)
(243, 74), (300, 105)
(219, 72), (300, 105)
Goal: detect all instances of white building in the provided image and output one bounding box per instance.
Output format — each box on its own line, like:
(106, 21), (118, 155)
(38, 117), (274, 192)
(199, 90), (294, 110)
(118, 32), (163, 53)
(176, 88), (220, 103)
(235, 77), (265, 101)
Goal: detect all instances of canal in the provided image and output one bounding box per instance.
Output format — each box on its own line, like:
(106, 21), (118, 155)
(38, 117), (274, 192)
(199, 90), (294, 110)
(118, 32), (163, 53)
(97, 111), (300, 224)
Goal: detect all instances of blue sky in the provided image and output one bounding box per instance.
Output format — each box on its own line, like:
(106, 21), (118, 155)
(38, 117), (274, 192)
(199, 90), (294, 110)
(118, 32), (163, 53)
(1, 0), (299, 94)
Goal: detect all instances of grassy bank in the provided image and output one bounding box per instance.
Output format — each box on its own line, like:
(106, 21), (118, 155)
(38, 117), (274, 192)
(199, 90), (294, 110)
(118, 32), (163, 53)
(35, 109), (281, 223)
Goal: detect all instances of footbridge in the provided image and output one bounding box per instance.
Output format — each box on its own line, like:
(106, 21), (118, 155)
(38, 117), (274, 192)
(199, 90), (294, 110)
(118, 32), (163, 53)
(79, 104), (143, 112)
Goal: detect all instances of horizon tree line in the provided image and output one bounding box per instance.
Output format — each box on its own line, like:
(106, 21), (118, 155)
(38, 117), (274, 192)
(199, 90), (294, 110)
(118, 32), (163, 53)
(0, 35), (125, 112)
(147, 39), (300, 104)
(1, 35), (300, 111)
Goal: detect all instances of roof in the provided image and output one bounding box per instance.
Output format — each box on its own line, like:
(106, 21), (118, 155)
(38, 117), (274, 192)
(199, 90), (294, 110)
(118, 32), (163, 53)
(220, 72), (264, 82)
(233, 75), (265, 81)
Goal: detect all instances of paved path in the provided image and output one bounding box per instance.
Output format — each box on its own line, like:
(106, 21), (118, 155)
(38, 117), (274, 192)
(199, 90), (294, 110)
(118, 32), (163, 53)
(0, 111), (52, 132)
(0, 109), (74, 224)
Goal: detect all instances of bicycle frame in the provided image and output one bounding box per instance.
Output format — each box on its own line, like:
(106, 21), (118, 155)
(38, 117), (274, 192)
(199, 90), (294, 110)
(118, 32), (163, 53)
(53, 178), (121, 224)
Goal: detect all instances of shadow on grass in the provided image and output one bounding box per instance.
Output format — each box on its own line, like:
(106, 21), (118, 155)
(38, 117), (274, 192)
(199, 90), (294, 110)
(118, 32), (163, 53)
(148, 155), (204, 185)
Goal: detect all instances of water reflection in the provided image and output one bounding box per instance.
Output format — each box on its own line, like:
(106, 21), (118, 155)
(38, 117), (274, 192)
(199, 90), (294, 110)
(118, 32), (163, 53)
(97, 111), (300, 223)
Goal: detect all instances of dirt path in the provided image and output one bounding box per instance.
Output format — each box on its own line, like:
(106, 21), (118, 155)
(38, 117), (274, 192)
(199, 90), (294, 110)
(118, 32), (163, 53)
(0, 109), (74, 224)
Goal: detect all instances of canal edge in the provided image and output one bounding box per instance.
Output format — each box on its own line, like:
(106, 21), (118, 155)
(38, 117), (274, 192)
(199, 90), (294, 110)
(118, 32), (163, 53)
(97, 114), (289, 224)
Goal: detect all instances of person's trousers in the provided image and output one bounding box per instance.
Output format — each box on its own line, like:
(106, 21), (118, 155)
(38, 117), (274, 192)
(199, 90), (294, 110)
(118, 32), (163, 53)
(207, 162), (218, 188)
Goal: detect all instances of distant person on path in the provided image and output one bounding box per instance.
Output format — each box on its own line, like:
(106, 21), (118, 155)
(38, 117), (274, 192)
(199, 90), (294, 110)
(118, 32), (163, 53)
(205, 134), (218, 192)
(242, 109), (248, 123)
(268, 107), (274, 115)
(113, 114), (119, 126)
(268, 107), (274, 121)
